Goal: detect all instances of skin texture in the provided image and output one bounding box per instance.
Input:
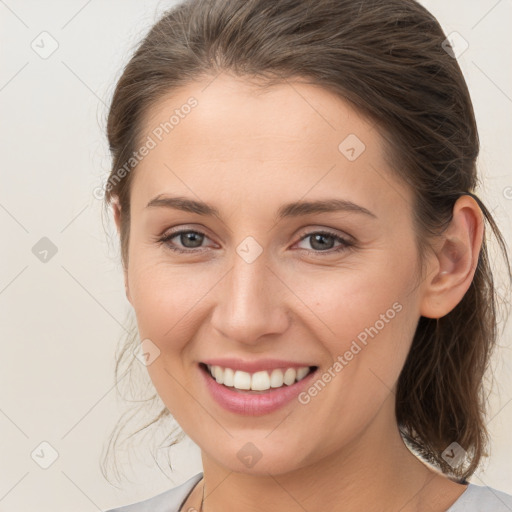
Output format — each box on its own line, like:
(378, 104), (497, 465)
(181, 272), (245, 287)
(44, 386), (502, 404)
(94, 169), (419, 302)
(113, 73), (484, 511)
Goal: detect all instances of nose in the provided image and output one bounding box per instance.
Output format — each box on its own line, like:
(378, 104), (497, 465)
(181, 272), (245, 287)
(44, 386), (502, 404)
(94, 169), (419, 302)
(209, 248), (290, 346)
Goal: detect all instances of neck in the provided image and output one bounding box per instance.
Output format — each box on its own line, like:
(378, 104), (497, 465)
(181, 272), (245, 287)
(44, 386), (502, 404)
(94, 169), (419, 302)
(195, 394), (465, 512)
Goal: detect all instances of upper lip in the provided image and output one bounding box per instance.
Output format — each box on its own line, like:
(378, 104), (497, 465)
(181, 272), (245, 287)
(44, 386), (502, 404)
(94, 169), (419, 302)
(201, 358), (317, 373)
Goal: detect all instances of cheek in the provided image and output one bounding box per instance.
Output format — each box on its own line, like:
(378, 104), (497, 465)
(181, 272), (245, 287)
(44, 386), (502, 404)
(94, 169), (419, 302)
(288, 266), (419, 445)
(286, 255), (416, 340)
(127, 250), (221, 352)
(127, 257), (215, 421)
(282, 250), (420, 388)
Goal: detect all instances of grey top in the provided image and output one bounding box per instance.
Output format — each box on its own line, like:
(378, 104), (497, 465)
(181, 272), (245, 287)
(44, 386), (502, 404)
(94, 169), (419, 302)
(105, 472), (512, 512)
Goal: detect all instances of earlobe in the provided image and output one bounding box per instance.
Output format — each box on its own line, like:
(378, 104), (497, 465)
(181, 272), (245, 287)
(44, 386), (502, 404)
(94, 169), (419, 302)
(420, 195), (484, 319)
(112, 197), (122, 235)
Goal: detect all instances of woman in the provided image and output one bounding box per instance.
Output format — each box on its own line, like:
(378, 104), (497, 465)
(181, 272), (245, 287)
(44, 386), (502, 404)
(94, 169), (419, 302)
(102, 0), (512, 510)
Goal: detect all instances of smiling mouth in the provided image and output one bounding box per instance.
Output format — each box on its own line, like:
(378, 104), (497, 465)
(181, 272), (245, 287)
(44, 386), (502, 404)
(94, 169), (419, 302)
(199, 362), (318, 394)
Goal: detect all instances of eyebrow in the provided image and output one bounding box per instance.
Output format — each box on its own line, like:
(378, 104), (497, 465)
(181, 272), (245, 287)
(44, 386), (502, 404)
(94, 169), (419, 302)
(145, 195), (376, 219)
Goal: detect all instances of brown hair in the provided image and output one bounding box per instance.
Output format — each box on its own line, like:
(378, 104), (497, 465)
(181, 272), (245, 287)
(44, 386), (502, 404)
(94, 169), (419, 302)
(101, 0), (511, 484)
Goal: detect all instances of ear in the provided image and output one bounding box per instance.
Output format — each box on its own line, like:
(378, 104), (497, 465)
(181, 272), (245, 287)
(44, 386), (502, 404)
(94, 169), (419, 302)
(111, 197), (131, 304)
(419, 195), (484, 319)
(112, 197), (122, 233)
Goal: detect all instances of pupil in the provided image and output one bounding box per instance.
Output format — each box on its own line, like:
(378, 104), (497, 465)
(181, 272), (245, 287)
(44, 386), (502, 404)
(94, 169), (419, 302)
(311, 234), (334, 251)
(182, 232), (203, 248)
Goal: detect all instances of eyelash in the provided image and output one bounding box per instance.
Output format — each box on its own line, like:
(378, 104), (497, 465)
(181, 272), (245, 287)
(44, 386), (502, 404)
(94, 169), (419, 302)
(156, 229), (354, 256)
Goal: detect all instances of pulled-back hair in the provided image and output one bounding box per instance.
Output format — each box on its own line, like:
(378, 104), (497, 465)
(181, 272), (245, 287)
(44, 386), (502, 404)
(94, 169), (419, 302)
(101, 0), (511, 483)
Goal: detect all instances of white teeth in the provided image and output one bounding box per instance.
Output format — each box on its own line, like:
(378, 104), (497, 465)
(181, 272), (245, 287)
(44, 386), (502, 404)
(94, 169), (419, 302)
(251, 370), (270, 391)
(213, 365), (224, 384)
(223, 367), (235, 387)
(283, 368), (296, 385)
(296, 367), (310, 380)
(233, 370), (252, 390)
(206, 364), (313, 391)
(270, 369), (284, 388)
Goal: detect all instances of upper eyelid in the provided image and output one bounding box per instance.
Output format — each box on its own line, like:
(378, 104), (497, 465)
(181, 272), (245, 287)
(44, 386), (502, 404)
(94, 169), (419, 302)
(161, 227), (216, 243)
(160, 222), (352, 237)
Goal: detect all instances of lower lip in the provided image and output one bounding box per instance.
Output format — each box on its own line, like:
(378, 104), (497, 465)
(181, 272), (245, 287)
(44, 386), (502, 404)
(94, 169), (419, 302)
(199, 364), (318, 416)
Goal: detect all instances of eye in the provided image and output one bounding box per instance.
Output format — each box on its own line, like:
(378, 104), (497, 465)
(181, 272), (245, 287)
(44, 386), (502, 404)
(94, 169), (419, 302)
(295, 230), (353, 254)
(157, 228), (354, 256)
(158, 229), (213, 253)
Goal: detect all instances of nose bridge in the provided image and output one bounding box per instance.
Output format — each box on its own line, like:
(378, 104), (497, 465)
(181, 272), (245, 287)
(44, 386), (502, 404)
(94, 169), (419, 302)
(210, 242), (288, 344)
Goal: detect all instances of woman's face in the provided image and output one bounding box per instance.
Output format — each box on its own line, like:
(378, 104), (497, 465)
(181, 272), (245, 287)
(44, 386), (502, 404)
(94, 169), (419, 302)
(120, 73), (431, 474)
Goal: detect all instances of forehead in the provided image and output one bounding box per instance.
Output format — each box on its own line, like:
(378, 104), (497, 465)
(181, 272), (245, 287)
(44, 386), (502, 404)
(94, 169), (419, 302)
(131, 73), (411, 221)
(141, 73), (374, 156)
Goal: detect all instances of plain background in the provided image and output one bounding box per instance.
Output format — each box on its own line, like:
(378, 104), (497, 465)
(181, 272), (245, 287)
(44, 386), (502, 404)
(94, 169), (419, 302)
(0, 1), (511, 510)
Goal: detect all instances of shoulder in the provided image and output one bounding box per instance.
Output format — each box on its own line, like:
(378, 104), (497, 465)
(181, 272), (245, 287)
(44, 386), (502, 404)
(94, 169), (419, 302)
(447, 483), (512, 511)
(104, 472), (203, 512)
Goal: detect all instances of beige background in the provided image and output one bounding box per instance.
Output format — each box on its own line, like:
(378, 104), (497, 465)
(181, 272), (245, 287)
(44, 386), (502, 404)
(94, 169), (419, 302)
(0, 1), (510, 510)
